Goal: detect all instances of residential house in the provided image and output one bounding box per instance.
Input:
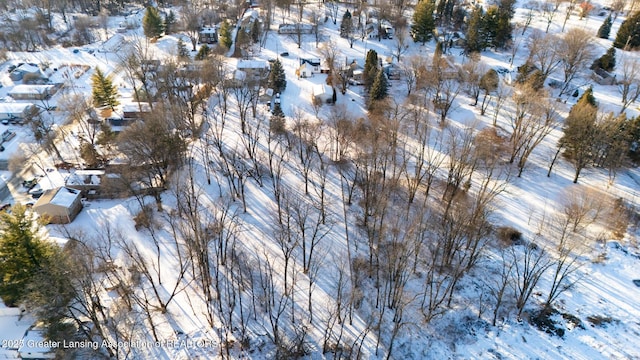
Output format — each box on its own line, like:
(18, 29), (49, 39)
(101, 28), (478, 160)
(0, 103), (35, 120)
(198, 27), (218, 44)
(8, 84), (57, 100)
(33, 187), (83, 224)
(278, 23), (316, 34)
(9, 63), (43, 81)
(297, 58), (321, 78)
(237, 60), (270, 83)
(122, 102), (151, 120)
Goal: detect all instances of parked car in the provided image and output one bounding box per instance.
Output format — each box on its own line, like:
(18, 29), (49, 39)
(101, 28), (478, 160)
(2, 129), (15, 142)
(22, 178), (38, 189)
(29, 185), (44, 198)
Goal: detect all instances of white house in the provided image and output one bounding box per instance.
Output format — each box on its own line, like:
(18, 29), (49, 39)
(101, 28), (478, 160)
(297, 58), (321, 78)
(8, 84), (57, 100)
(9, 63), (43, 81)
(278, 23), (316, 34)
(0, 103), (35, 120)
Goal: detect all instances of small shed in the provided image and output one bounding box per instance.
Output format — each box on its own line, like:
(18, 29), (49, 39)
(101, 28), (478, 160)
(592, 68), (616, 85)
(8, 84), (57, 100)
(312, 83), (333, 104)
(33, 187), (83, 224)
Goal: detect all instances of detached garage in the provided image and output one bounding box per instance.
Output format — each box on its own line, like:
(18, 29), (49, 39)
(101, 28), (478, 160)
(33, 187), (82, 224)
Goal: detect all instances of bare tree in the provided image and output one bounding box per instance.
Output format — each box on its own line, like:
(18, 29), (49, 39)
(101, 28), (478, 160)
(526, 31), (562, 84)
(488, 248), (515, 326)
(391, 27), (410, 62)
(508, 85), (558, 176)
(540, 0), (563, 32)
(558, 28), (595, 97)
(511, 242), (552, 318)
(617, 55), (640, 113)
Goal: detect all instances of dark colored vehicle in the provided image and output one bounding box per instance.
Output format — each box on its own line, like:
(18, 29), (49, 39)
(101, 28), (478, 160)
(23, 178), (38, 189)
(0, 203), (11, 212)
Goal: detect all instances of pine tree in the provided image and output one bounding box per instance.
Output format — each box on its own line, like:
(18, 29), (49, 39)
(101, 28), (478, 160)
(177, 38), (189, 59)
(369, 69), (389, 102)
(614, 11), (640, 49)
(164, 10), (176, 35)
(363, 49), (379, 90)
(340, 9), (353, 38)
(270, 102), (286, 135)
(411, 0), (436, 44)
(560, 87), (598, 183)
(597, 14), (612, 39)
(251, 20), (261, 43)
(195, 44), (211, 60)
(142, 6), (164, 39)
(465, 6), (486, 53)
(483, 5), (512, 49)
(91, 67), (119, 110)
(219, 20), (233, 50)
(591, 47), (616, 71)
(0, 205), (57, 306)
(268, 59), (287, 94)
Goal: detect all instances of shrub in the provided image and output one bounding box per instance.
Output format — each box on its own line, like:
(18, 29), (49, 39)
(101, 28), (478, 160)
(497, 226), (522, 245)
(586, 315), (617, 327)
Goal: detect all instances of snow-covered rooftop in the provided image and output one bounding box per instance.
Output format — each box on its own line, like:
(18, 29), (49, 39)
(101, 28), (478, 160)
(0, 102), (35, 114)
(35, 187), (81, 208)
(237, 59), (270, 70)
(8, 84), (55, 95)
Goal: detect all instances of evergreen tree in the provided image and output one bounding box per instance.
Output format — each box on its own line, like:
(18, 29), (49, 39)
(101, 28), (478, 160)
(251, 20), (261, 43)
(340, 9), (353, 38)
(268, 59), (287, 94)
(591, 47), (616, 71)
(177, 38), (190, 59)
(164, 10), (176, 35)
(270, 102), (286, 135)
(597, 14), (612, 39)
(411, 0), (436, 44)
(484, 5), (513, 49)
(219, 20), (233, 50)
(142, 6), (164, 39)
(369, 69), (389, 102)
(465, 6), (486, 53)
(91, 67), (119, 110)
(560, 87), (598, 183)
(614, 11), (640, 49)
(0, 205), (57, 306)
(363, 49), (379, 90)
(195, 44), (211, 60)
